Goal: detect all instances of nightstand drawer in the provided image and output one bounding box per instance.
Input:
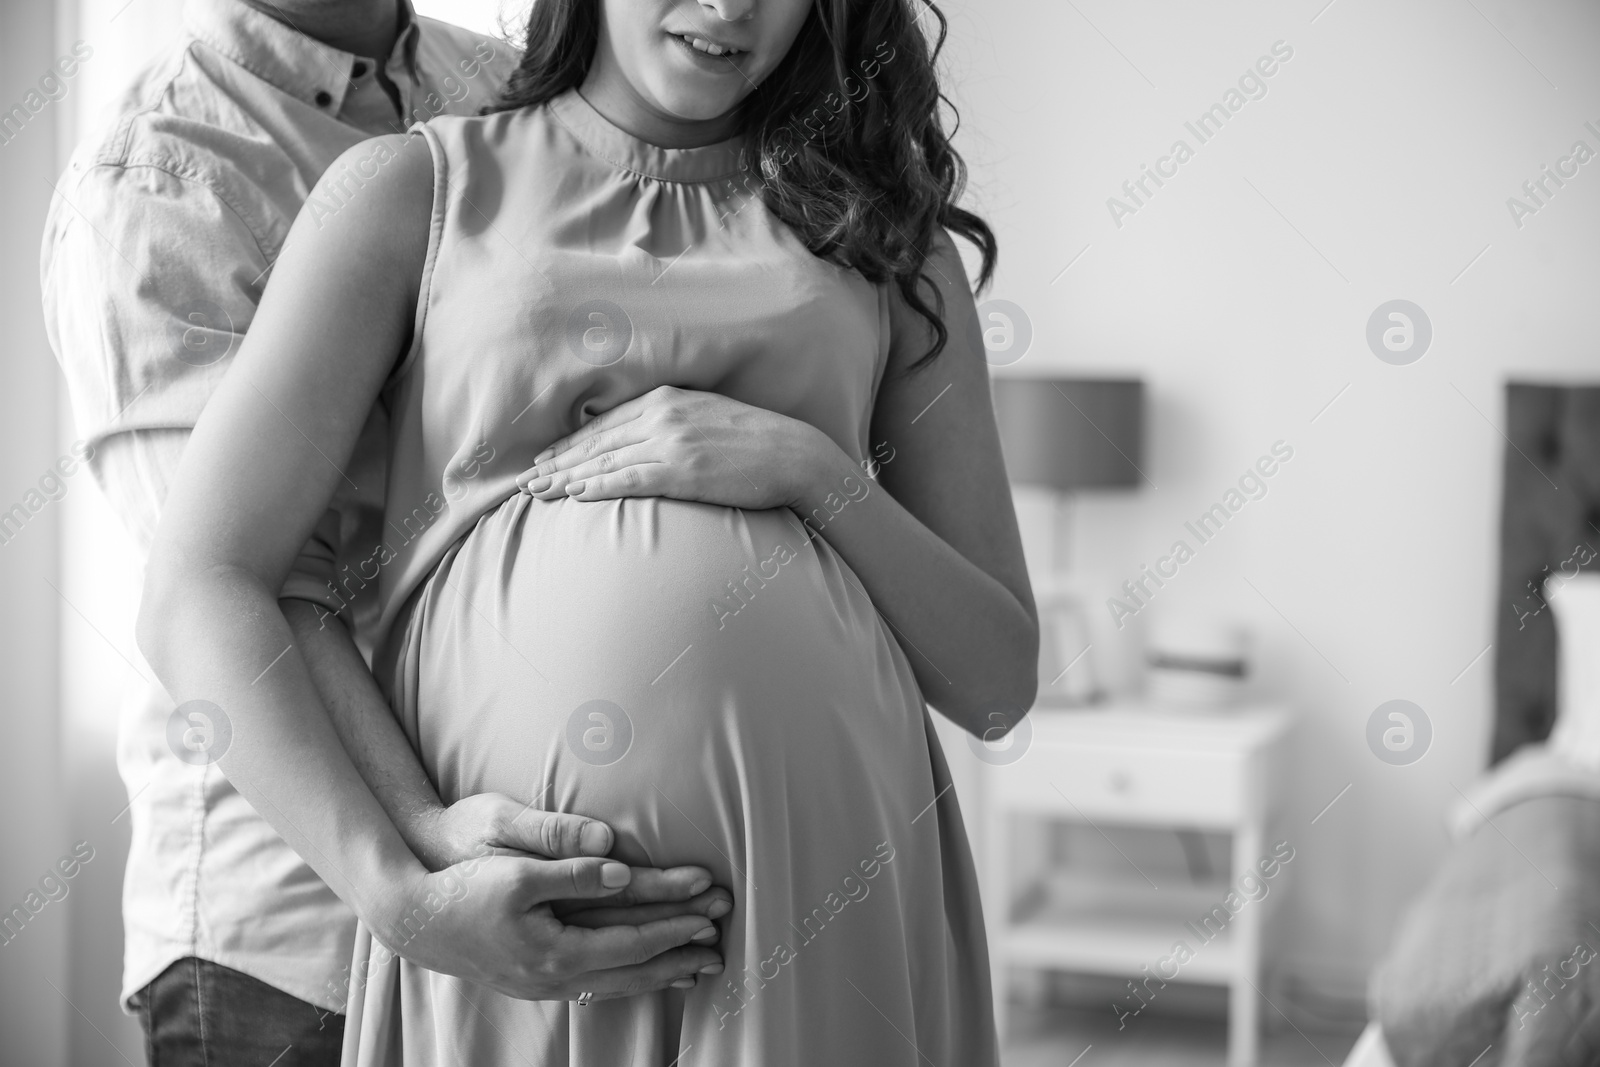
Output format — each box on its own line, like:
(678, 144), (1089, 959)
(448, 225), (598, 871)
(994, 742), (1252, 826)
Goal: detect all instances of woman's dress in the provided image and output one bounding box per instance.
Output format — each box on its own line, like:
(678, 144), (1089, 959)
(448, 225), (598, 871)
(340, 88), (997, 1067)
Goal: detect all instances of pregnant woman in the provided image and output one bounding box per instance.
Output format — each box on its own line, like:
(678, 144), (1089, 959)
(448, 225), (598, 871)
(140, 0), (1038, 1063)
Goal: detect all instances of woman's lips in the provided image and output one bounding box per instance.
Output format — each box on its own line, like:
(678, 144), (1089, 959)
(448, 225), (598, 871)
(667, 31), (750, 73)
(674, 31), (745, 57)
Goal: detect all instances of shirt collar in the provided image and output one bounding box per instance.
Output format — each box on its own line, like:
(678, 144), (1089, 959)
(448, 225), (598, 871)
(183, 0), (422, 112)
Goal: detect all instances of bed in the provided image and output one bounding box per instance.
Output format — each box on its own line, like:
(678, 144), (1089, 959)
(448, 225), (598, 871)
(1350, 383), (1600, 1067)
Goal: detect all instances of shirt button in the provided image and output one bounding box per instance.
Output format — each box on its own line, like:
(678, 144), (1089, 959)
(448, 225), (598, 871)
(352, 62), (367, 77)
(315, 90), (332, 107)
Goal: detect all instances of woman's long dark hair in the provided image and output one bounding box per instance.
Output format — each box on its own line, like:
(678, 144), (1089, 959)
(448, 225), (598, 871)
(491, 0), (997, 370)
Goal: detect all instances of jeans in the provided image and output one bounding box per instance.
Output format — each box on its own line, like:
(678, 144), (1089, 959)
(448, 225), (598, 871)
(129, 957), (344, 1066)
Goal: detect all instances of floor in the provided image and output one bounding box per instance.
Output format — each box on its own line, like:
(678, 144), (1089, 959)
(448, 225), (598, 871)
(1002, 1003), (1364, 1067)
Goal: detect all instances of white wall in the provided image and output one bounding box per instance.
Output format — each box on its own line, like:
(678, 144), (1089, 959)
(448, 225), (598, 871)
(0, 0), (69, 1060)
(940, 0), (1600, 991)
(413, 0), (522, 36)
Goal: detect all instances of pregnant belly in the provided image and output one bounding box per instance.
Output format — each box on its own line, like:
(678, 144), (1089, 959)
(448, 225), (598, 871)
(399, 492), (934, 877)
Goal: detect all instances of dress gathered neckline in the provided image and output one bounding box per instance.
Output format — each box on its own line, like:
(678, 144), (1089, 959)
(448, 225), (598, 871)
(547, 88), (750, 185)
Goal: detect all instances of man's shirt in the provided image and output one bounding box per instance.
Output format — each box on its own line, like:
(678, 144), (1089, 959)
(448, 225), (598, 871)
(39, 0), (514, 1011)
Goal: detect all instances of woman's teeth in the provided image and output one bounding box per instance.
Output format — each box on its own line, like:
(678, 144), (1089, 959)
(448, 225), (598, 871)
(679, 34), (741, 57)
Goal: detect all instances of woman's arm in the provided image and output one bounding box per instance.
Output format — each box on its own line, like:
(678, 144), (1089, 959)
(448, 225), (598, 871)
(137, 135), (725, 1001)
(783, 233), (1040, 733)
(516, 232), (1038, 735)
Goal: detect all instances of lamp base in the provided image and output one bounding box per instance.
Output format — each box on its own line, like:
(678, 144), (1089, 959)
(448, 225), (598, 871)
(1035, 593), (1100, 706)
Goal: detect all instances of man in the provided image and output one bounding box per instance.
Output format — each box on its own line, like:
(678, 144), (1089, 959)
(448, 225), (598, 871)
(41, 2), (728, 1062)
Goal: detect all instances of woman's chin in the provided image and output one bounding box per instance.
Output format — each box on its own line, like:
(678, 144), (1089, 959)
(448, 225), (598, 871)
(639, 67), (749, 125)
(651, 91), (745, 127)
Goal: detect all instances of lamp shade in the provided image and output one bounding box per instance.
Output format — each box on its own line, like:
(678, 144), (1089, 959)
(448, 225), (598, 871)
(991, 377), (1144, 490)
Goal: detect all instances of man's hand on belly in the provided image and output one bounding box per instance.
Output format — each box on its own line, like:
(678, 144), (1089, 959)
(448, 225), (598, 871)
(414, 792), (615, 871)
(387, 794), (732, 1002)
(417, 792), (732, 922)
(552, 870), (732, 929)
(382, 852), (729, 1003)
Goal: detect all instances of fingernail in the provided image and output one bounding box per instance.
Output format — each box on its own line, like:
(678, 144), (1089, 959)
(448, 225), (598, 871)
(601, 861), (630, 888)
(699, 963), (723, 974)
(525, 475), (551, 493)
(691, 925), (717, 942)
(689, 876), (712, 896)
(671, 977), (696, 989)
(707, 899), (731, 919)
(579, 822), (611, 855)
(565, 482), (585, 495)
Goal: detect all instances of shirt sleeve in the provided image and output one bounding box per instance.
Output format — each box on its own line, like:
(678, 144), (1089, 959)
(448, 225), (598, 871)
(42, 161), (262, 454)
(40, 161), (358, 618)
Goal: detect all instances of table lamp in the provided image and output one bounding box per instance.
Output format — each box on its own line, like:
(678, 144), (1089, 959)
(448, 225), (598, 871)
(991, 377), (1144, 704)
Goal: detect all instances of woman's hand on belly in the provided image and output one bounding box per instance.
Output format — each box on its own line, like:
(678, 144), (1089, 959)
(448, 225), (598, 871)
(516, 385), (839, 510)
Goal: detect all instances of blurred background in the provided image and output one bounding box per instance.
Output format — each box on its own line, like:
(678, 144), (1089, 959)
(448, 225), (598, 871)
(1, 0), (1596, 1063)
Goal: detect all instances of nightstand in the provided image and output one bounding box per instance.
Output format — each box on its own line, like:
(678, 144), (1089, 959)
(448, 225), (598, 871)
(981, 703), (1291, 1067)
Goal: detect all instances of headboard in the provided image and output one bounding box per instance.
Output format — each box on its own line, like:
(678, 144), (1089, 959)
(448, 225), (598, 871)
(1492, 383), (1600, 764)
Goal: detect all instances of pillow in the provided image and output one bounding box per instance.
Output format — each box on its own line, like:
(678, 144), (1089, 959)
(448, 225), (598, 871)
(1547, 573), (1600, 769)
(1445, 743), (1600, 839)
